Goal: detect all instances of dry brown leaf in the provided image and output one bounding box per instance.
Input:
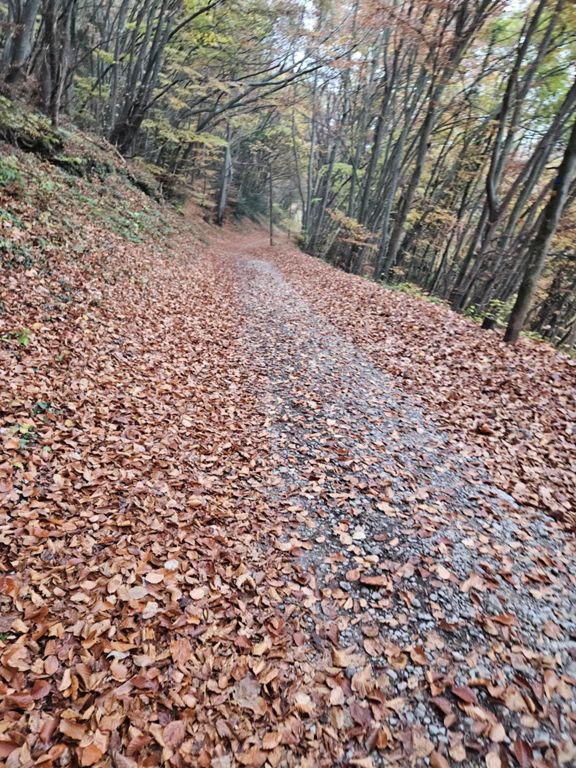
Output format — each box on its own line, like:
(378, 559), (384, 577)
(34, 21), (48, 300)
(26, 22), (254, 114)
(430, 751), (450, 768)
(59, 719), (85, 741)
(163, 720), (186, 748)
(332, 646), (358, 667)
(349, 699), (372, 726)
(512, 738), (533, 768)
(170, 637), (192, 666)
(145, 571), (164, 584)
(329, 686), (345, 706)
(261, 732), (281, 750)
(384, 696), (405, 713)
(252, 636), (272, 656)
(142, 600), (159, 619)
(293, 691), (315, 715)
(449, 736), (467, 762)
(235, 746), (267, 767)
(127, 585), (148, 601)
(351, 665), (374, 697)
(413, 730), (434, 758)
(110, 659), (129, 681)
(489, 723), (506, 742)
(234, 676), (267, 715)
(504, 687), (528, 712)
(460, 573), (485, 593)
(349, 758), (375, 767)
(451, 685), (477, 704)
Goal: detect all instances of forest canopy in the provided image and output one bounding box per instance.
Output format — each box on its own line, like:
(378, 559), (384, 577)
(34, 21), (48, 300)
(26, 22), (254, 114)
(1, 0), (575, 344)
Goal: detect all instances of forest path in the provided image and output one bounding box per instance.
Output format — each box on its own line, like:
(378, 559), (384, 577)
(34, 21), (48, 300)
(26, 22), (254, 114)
(2, 227), (575, 768)
(208, 232), (576, 767)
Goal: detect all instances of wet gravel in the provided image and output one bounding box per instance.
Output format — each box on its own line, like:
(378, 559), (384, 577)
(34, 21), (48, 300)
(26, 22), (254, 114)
(232, 255), (576, 766)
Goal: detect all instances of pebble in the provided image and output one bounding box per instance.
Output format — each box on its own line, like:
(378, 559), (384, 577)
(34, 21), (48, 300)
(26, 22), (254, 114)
(533, 731), (551, 746)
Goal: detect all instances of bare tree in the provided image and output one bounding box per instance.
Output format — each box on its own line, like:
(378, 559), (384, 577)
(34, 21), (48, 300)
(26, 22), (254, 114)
(505, 114), (576, 342)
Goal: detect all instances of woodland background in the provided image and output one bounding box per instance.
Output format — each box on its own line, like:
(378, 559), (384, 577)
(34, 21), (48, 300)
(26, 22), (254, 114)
(1, 0), (576, 344)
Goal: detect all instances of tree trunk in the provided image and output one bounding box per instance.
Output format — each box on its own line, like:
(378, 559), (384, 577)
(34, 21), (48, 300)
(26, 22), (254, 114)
(302, 71), (318, 234)
(3, 0), (42, 84)
(268, 158), (274, 246)
(215, 125), (232, 225)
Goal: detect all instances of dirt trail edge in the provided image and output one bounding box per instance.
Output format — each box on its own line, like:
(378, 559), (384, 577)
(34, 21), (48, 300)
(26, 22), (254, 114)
(1, 225), (575, 768)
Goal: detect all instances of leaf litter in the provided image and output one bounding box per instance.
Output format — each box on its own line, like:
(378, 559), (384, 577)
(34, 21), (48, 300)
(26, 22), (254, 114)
(1, 180), (575, 768)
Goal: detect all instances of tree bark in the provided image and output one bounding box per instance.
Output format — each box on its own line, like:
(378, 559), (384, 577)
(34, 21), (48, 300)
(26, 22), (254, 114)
(215, 124), (232, 225)
(2, 0), (42, 84)
(268, 158), (274, 246)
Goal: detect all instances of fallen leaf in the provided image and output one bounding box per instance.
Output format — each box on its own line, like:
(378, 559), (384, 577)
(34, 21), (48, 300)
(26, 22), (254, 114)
(252, 636), (272, 656)
(461, 573), (485, 593)
(332, 646), (358, 667)
(489, 723), (506, 742)
(261, 732), (280, 750)
(512, 738), (533, 768)
(452, 685), (477, 704)
(142, 600), (159, 619)
(430, 752), (450, 768)
(293, 691), (315, 715)
(127, 585), (148, 601)
(163, 720), (186, 748)
(59, 719), (85, 740)
(234, 676), (267, 715)
(145, 572), (164, 584)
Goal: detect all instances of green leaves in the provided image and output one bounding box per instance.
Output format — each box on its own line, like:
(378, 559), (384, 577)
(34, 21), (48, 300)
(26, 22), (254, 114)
(16, 327), (30, 347)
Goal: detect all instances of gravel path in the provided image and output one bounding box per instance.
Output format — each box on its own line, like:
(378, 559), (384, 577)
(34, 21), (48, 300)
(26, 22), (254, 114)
(229, 248), (576, 767)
